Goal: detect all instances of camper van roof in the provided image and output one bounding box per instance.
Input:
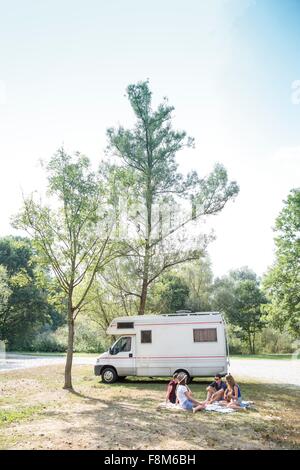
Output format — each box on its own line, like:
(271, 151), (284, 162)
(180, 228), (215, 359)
(162, 311), (220, 317)
(110, 312), (222, 324)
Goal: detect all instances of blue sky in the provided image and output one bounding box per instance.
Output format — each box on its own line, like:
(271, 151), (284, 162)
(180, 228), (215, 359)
(0, 0), (299, 277)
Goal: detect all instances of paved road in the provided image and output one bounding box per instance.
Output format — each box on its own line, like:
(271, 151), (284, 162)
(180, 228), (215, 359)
(229, 358), (300, 387)
(0, 354), (299, 386)
(0, 354), (94, 371)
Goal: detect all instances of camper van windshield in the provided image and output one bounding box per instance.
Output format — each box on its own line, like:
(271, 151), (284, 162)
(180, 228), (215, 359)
(110, 337), (131, 355)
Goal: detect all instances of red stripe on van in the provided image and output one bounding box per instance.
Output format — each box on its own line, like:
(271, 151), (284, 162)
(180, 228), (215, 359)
(100, 355), (225, 359)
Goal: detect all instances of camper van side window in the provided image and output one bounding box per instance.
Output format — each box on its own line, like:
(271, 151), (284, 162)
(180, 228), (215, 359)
(193, 328), (217, 342)
(117, 322), (134, 329)
(141, 330), (152, 343)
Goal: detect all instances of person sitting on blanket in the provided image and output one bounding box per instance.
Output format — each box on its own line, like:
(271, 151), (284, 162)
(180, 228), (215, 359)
(176, 372), (205, 413)
(220, 373), (242, 409)
(166, 373), (178, 404)
(205, 373), (227, 404)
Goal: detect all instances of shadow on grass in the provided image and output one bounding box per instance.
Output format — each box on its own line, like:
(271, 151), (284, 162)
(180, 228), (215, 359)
(35, 387), (299, 450)
(94, 377), (214, 386)
(3, 366), (299, 450)
(95, 377), (300, 393)
(68, 388), (108, 404)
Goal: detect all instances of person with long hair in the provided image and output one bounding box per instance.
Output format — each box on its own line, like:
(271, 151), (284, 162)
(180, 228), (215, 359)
(222, 373), (242, 409)
(175, 372), (205, 413)
(166, 372), (179, 404)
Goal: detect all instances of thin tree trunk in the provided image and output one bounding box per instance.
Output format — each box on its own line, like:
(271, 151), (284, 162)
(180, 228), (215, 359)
(252, 329), (256, 355)
(248, 331), (252, 354)
(139, 245), (150, 315)
(139, 284), (147, 315)
(138, 178), (152, 315)
(64, 297), (74, 390)
(249, 331), (255, 355)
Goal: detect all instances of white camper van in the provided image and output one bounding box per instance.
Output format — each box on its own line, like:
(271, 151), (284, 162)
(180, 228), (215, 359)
(94, 312), (229, 383)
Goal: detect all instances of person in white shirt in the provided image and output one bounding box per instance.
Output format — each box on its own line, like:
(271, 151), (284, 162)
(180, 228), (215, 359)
(176, 372), (205, 413)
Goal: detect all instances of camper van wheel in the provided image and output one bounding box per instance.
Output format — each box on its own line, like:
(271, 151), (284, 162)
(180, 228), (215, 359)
(175, 370), (191, 384)
(102, 367), (118, 384)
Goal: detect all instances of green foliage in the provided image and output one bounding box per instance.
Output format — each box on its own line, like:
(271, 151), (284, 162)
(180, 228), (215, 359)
(0, 237), (62, 350)
(13, 148), (121, 388)
(13, 150), (110, 290)
(106, 81), (239, 314)
(148, 273), (190, 313)
(0, 236), (35, 277)
(180, 257), (213, 312)
(212, 267), (267, 353)
(29, 316), (105, 353)
(225, 326), (296, 355)
(0, 406), (43, 426)
(256, 327), (296, 354)
(0, 265), (11, 317)
(29, 329), (67, 352)
(262, 189), (300, 336)
(107, 81), (191, 195)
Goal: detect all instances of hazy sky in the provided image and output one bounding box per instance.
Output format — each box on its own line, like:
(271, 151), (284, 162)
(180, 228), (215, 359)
(0, 0), (299, 278)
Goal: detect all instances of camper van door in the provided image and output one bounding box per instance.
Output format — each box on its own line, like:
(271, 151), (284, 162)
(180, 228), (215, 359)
(109, 335), (136, 376)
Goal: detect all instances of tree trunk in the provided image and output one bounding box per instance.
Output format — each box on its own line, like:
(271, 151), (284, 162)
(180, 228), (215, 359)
(138, 245), (150, 315)
(248, 331), (255, 355)
(138, 176), (152, 315)
(252, 329), (256, 355)
(248, 331), (252, 354)
(64, 299), (74, 390)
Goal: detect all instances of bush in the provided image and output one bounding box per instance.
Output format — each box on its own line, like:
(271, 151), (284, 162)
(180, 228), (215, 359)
(29, 316), (106, 353)
(29, 329), (67, 352)
(73, 318), (105, 353)
(226, 326), (297, 355)
(227, 336), (249, 354)
(256, 328), (296, 354)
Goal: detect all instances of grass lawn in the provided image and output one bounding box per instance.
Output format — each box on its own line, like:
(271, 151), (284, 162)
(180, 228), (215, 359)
(0, 365), (299, 450)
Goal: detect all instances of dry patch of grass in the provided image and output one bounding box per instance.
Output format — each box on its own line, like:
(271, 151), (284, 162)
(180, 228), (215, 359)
(0, 365), (299, 450)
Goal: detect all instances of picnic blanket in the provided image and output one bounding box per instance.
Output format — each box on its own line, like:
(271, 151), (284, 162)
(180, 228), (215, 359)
(157, 401), (253, 413)
(157, 402), (186, 411)
(204, 401), (253, 413)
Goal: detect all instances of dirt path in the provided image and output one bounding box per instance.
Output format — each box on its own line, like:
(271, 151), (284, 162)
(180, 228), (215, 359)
(0, 353), (93, 372)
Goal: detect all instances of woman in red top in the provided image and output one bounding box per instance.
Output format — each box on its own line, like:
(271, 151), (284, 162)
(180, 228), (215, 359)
(166, 373), (178, 404)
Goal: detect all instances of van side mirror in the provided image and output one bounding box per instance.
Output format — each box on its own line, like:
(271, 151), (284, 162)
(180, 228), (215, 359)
(109, 347), (112, 355)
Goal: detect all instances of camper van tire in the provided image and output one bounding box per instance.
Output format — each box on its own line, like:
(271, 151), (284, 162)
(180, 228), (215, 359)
(174, 369), (191, 384)
(101, 367), (118, 384)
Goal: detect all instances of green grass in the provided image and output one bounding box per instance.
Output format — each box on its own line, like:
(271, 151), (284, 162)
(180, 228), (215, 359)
(0, 405), (43, 425)
(0, 364), (299, 450)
